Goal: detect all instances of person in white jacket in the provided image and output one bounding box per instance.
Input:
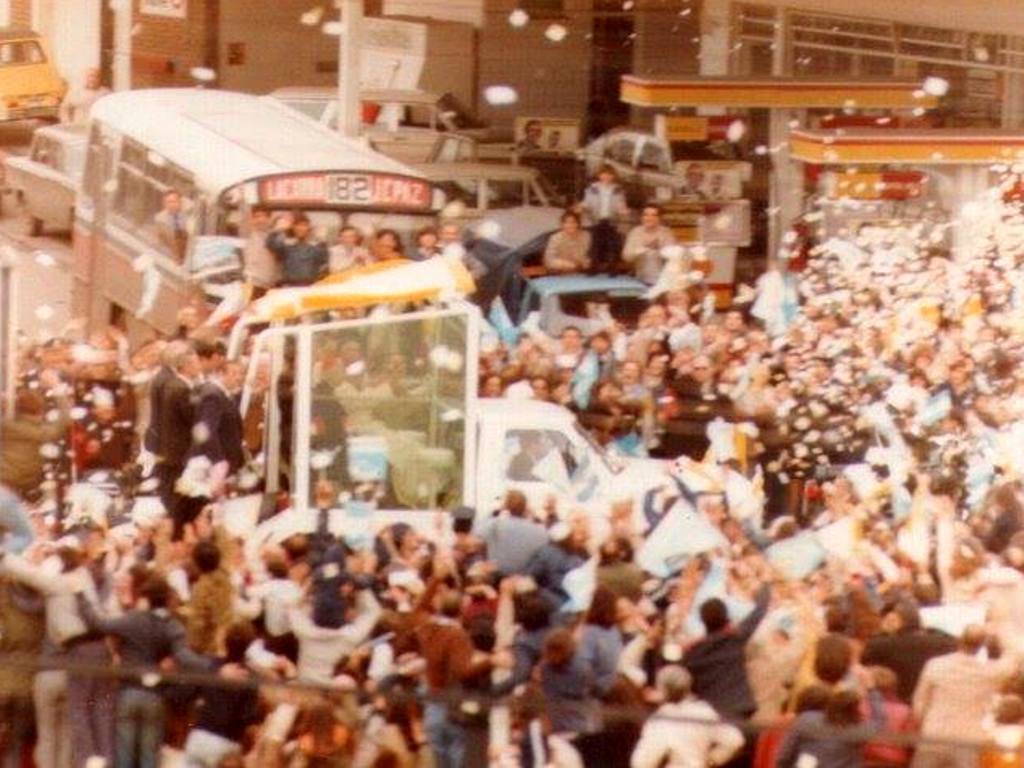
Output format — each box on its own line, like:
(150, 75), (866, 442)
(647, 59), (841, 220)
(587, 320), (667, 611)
(630, 665), (744, 768)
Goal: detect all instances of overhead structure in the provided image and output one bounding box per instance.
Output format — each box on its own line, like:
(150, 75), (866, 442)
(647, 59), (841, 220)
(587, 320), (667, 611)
(620, 76), (939, 111)
(620, 75), (943, 256)
(790, 129), (1024, 165)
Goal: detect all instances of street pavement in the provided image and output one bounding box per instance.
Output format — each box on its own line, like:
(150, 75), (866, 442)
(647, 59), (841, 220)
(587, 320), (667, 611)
(0, 120), (75, 344)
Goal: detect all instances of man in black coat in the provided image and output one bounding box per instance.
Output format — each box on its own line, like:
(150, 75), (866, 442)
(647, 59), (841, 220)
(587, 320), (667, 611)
(156, 347), (200, 538)
(191, 361), (246, 475)
(860, 600), (957, 702)
(683, 583), (771, 720)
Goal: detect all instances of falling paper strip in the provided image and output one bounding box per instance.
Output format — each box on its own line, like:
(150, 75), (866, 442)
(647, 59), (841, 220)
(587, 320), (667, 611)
(300, 6), (324, 25)
(190, 67), (217, 82)
(508, 8), (529, 27)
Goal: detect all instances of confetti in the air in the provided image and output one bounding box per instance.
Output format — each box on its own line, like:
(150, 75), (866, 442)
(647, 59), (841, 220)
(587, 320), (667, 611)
(483, 85), (518, 106)
(322, 20), (341, 35)
(508, 8), (529, 27)
(190, 67), (216, 82)
(34, 251), (55, 268)
(922, 76), (950, 97)
(300, 6), (324, 26)
(726, 120), (746, 143)
(476, 219), (502, 240)
(545, 24), (567, 42)
(34, 305), (54, 321)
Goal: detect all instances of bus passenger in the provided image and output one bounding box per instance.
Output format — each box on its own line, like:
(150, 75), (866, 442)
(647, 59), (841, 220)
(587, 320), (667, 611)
(266, 212), (328, 287)
(243, 208), (280, 293)
(328, 226), (371, 275)
(154, 189), (190, 262)
(372, 229), (405, 263)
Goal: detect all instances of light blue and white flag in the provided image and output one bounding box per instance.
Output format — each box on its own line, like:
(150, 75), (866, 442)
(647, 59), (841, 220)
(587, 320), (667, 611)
(488, 296), (520, 347)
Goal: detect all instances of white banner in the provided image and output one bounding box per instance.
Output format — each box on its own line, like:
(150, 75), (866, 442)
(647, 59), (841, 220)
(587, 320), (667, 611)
(141, 0), (187, 18)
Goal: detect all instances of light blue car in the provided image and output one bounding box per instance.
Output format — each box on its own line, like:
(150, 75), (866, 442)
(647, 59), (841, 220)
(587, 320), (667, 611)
(518, 274), (649, 337)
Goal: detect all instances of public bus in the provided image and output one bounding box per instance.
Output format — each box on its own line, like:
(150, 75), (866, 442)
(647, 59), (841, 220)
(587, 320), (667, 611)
(72, 88), (441, 339)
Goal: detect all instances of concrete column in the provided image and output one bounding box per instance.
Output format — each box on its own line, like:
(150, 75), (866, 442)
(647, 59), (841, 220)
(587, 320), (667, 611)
(771, 8), (787, 76)
(337, 0), (364, 138)
(769, 107), (805, 260)
(112, 0), (132, 91)
(699, 0), (729, 77)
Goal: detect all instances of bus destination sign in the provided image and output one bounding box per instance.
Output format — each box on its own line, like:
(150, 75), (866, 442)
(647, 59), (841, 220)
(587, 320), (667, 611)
(259, 172), (432, 211)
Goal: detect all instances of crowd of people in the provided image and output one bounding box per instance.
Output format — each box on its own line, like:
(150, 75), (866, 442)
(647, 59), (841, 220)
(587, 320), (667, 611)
(5, 169), (1024, 768)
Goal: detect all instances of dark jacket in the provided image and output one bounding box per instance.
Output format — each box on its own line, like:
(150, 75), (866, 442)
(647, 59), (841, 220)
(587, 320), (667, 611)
(79, 598), (205, 683)
(860, 628), (957, 703)
(192, 382), (245, 472)
(524, 543), (587, 611)
(775, 699), (884, 768)
(541, 652), (601, 734)
(266, 231), (328, 286)
(682, 584), (771, 718)
(144, 365), (174, 453)
(158, 375), (195, 467)
(0, 415), (66, 498)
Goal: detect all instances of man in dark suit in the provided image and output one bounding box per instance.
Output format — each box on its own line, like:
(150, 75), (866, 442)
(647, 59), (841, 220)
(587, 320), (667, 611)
(861, 600), (957, 702)
(144, 340), (192, 456)
(191, 361), (246, 475)
(683, 582), (771, 721)
(157, 346), (200, 538)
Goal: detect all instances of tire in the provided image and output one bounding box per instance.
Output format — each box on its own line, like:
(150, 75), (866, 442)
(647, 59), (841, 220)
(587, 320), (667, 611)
(28, 215), (42, 237)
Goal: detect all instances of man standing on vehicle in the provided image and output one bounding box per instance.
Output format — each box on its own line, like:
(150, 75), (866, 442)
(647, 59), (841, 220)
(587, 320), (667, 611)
(623, 204), (677, 286)
(266, 212), (328, 286)
(580, 165), (629, 271)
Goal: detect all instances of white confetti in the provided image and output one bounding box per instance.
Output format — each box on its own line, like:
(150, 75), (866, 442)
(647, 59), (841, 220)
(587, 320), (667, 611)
(476, 219), (502, 240)
(39, 443), (61, 460)
(441, 409), (464, 423)
(300, 6), (324, 25)
(84, 758), (107, 768)
(344, 360), (365, 376)
(147, 151), (166, 167)
(544, 24), (567, 42)
(70, 407), (88, 421)
(974, 46), (991, 62)
(622, 0), (634, 8)
(138, 267), (160, 317)
(508, 8), (529, 27)
(754, 145), (768, 156)
(191, 422), (210, 445)
(322, 20), (342, 36)
(103, 179), (118, 194)
(726, 119), (746, 143)
(923, 76), (950, 97)
(190, 67), (216, 82)
(140, 673), (161, 688)
(429, 346), (453, 369)
(34, 305), (54, 321)
(311, 450), (335, 471)
(34, 251), (56, 268)
(483, 85), (518, 106)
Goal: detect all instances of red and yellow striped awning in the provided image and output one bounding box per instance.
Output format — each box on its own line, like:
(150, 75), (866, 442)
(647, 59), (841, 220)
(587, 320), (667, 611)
(620, 76), (939, 110)
(790, 128), (1024, 165)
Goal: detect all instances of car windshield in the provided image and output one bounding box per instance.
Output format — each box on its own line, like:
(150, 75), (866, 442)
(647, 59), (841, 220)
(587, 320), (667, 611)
(574, 421), (622, 475)
(283, 99), (329, 123)
(558, 290), (648, 327)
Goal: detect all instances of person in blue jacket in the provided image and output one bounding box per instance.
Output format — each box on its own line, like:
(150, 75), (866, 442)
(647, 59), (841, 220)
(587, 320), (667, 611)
(266, 211), (328, 286)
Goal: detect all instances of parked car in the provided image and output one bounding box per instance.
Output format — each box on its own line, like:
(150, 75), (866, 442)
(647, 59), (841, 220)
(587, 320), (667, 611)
(518, 274), (648, 337)
(4, 122), (85, 235)
(0, 28), (66, 123)
(269, 86), (494, 164)
(579, 129), (751, 208)
(415, 162), (566, 248)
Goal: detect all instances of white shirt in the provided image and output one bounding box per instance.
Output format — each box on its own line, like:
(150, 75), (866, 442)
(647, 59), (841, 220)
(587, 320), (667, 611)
(245, 578), (303, 637)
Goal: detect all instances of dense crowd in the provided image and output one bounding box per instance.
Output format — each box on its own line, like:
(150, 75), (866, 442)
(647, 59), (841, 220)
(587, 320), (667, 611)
(4, 172), (1024, 768)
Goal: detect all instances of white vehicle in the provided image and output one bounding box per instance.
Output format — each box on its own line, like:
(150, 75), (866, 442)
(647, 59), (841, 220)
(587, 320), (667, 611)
(269, 86), (492, 165)
(75, 89), (440, 338)
(414, 162), (564, 248)
(4, 122), (86, 235)
(231, 261), (681, 543)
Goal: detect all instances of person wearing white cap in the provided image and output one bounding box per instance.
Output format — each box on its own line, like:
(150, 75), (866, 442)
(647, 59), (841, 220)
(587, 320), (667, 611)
(630, 665), (744, 768)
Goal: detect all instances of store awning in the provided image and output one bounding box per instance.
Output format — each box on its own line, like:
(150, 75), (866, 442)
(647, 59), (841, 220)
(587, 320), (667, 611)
(620, 76), (939, 110)
(790, 128), (1024, 165)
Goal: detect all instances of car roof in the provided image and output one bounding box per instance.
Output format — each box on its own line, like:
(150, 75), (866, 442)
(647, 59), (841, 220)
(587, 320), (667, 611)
(476, 397), (577, 422)
(0, 28), (41, 42)
(35, 123), (88, 142)
(412, 162), (539, 181)
(526, 274), (648, 297)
